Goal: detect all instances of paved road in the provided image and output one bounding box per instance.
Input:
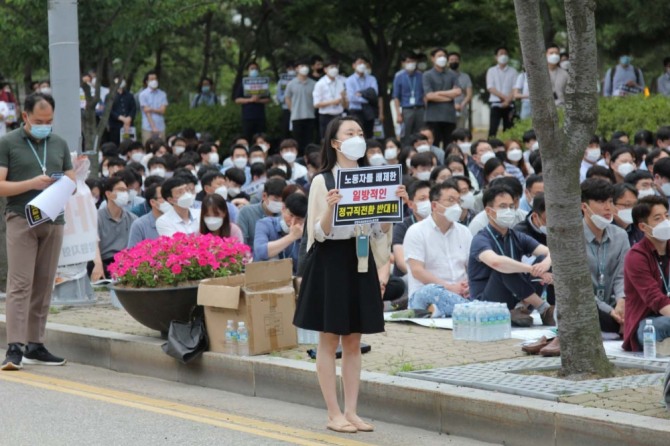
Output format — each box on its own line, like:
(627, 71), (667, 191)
(0, 358), (497, 446)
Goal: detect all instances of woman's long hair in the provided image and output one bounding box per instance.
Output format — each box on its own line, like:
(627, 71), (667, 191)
(199, 194), (231, 237)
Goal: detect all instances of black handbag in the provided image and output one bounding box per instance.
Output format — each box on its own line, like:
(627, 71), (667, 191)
(161, 305), (209, 364)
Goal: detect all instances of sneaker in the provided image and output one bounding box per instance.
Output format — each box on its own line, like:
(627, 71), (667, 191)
(540, 305), (557, 326)
(510, 307), (533, 327)
(1, 344), (24, 371)
(23, 344), (66, 366)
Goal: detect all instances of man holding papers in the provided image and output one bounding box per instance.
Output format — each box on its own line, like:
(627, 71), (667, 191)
(0, 93), (74, 371)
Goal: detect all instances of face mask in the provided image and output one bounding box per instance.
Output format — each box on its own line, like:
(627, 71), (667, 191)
(287, 70), (296, 76)
(480, 151), (496, 165)
(189, 169), (197, 178)
(233, 157), (248, 169)
(158, 201), (173, 214)
(114, 191), (129, 207)
(298, 66), (310, 76)
(458, 142), (472, 155)
(507, 148), (523, 162)
(547, 54), (560, 65)
(415, 200), (431, 218)
(497, 54), (509, 65)
(259, 143), (270, 153)
(249, 69), (259, 78)
(531, 141), (540, 151)
(327, 67), (339, 78)
(618, 208), (633, 225)
(279, 218), (290, 234)
(277, 165), (288, 173)
(102, 168), (110, 177)
(384, 147), (398, 160)
(201, 86), (211, 93)
(214, 186), (228, 199)
(416, 144), (430, 153)
(459, 192), (474, 210)
(131, 152), (144, 162)
(148, 80), (158, 89)
(662, 183), (670, 197)
(652, 220), (670, 241)
(559, 61), (571, 70)
(443, 204), (462, 222)
(282, 152), (297, 164)
(28, 121), (52, 140)
(128, 189), (138, 203)
(416, 171), (431, 181)
(204, 217), (224, 232)
(435, 56), (447, 68)
(173, 145), (186, 156)
(494, 208), (516, 228)
(449, 62), (460, 71)
(356, 63), (367, 74)
(588, 207), (613, 230)
(585, 148), (601, 162)
(619, 56), (631, 66)
(228, 187), (240, 197)
(150, 168), (166, 177)
(40, 87), (52, 95)
(406, 158), (413, 168)
(616, 162), (635, 177)
(418, 62), (427, 71)
(336, 136), (367, 161)
(250, 156), (264, 165)
(209, 152), (220, 165)
(266, 199), (283, 214)
(176, 192), (195, 209)
(368, 153), (385, 166)
(364, 68), (372, 76)
(638, 188), (655, 198)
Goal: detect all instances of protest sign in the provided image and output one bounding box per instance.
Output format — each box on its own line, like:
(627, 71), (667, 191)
(242, 77), (270, 98)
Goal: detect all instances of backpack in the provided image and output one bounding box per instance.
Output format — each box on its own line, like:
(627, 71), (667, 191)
(608, 65), (641, 96)
(296, 171), (335, 277)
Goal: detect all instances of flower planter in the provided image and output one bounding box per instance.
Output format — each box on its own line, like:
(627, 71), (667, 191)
(112, 284), (199, 338)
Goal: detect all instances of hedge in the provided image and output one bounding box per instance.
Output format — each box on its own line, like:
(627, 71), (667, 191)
(499, 95), (670, 142)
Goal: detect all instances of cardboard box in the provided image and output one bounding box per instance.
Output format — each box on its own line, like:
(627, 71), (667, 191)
(198, 259), (297, 355)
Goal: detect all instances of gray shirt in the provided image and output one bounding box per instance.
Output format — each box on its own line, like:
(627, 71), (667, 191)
(127, 211), (159, 248)
(658, 72), (670, 97)
(583, 220), (629, 313)
(237, 202), (277, 248)
(285, 77), (316, 121)
(454, 71), (472, 109)
(98, 206), (137, 260)
(422, 68), (460, 123)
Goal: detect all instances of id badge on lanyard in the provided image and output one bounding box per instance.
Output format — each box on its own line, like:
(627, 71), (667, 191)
(355, 225), (370, 273)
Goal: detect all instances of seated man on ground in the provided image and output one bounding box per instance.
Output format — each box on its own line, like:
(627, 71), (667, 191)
(127, 180), (169, 248)
(156, 176), (200, 236)
(237, 178), (287, 248)
(468, 176), (528, 235)
(468, 183), (555, 326)
(404, 180), (472, 317)
(581, 178), (628, 334)
(623, 196), (670, 353)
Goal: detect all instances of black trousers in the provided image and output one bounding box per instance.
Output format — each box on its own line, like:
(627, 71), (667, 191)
(319, 114), (338, 140)
(481, 270), (544, 310)
(291, 119), (315, 156)
(350, 110), (374, 139)
(598, 307), (622, 333)
(383, 276), (406, 301)
(488, 105), (515, 137)
(242, 117), (266, 142)
(426, 121), (455, 149)
(281, 109), (291, 139)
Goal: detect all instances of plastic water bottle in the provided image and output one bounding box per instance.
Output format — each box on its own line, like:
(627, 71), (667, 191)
(224, 320), (236, 355)
(237, 322), (250, 356)
(502, 304), (512, 339)
(643, 319), (656, 359)
(475, 305), (486, 342)
(452, 304), (463, 340)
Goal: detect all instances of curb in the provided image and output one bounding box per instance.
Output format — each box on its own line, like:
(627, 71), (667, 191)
(1, 316), (669, 446)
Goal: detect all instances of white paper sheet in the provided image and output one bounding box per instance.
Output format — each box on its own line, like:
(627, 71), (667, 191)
(26, 176), (76, 224)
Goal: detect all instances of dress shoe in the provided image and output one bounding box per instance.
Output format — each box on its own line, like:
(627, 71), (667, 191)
(540, 305), (557, 326)
(510, 307), (533, 327)
(521, 336), (551, 355)
(540, 336), (560, 356)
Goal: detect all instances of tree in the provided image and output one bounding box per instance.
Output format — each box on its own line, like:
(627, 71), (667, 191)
(512, 0), (613, 377)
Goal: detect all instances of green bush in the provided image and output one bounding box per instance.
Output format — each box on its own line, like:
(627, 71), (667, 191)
(500, 95), (670, 142)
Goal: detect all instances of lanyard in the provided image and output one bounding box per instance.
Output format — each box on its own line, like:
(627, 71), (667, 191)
(656, 254), (670, 296)
(588, 241), (608, 282)
(407, 74), (416, 97)
(26, 138), (48, 175)
(486, 226), (514, 258)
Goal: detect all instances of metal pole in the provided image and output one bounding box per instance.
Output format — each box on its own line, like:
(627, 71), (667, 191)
(48, 0), (81, 154)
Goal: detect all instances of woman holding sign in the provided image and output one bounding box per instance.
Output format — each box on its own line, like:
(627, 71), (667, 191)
(294, 116), (404, 433)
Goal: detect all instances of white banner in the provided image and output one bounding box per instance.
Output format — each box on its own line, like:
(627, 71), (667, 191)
(58, 181), (98, 266)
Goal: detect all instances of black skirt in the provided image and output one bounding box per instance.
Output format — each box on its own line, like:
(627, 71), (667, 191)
(293, 238), (385, 335)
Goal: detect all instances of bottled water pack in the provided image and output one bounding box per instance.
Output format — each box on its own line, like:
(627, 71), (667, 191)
(452, 301), (511, 342)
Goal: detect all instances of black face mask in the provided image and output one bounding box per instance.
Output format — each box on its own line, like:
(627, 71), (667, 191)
(449, 62), (460, 71)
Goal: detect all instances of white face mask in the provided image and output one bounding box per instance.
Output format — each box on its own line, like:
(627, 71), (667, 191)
(618, 208), (633, 225)
(336, 136), (367, 161)
(652, 220), (670, 241)
(415, 200), (431, 219)
(662, 183), (670, 197)
(128, 189), (138, 203)
(480, 151), (496, 165)
(250, 156), (264, 165)
(547, 54), (560, 65)
(405, 62), (417, 72)
(507, 148), (523, 162)
(259, 143), (270, 153)
(384, 147), (398, 160)
(194, 183), (202, 194)
(638, 188), (655, 198)
(368, 153), (386, 166)
(215, 186), (228, 200)
(233, 157), (248, 169)
(102, 168), (109, 177)
(228, 187), (241, 197)
(560, 60), (571, 70)
(282, 152), (297, 164)
(204, 217), (224, 232)
(435, 56), (447, 68)
(209, 152), (220, 165)
(406, 158), (413, 168)
(494, 208), (516, 228)
(416, 144), (430, 153)
(266, 199), (283, 214)
(458, 142), (472, 155)
(588, 207), (613, 230)
(114, 191), (129, 207)
(279, 217), (290, 234)
(356, 63), (367, 74)
(617, 162), (635, 177)
(298, 66), (310, 76)
(131, 152), (144, 162)
(173, 145), (186, 156)
(148, 80), (159, 89)
(277, 165), (288, 173)
(158, 201), (173, 214)
(327, 67), (339, 78)
(497, 54), (509, 65)
(177, 192), (195, 209)
(416, 171), (431, 181)
(150, 168), (166, 177)
(460, 191), (475, 210)
(531, 141), (540, 152)
(443, 203), (462, 222)
(585, 148), (601, 163)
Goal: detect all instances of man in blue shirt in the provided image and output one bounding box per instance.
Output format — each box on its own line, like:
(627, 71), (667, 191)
(138, 71), (168, 143)
(468, 183), (556, 326)
(253, 192), (307, 274)
(393, 53), (424, 145)
(346, 56), (379, 138)
(128, 181), (171, 248)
